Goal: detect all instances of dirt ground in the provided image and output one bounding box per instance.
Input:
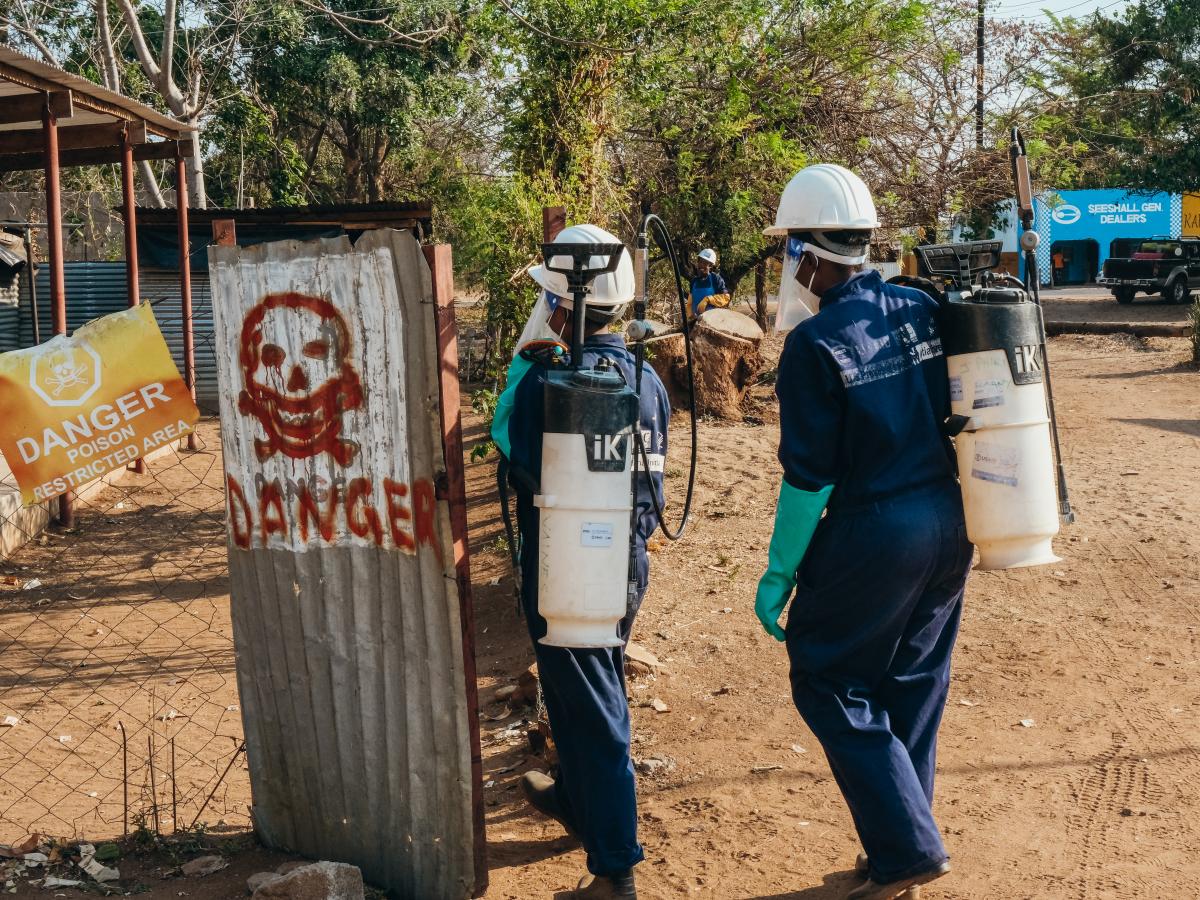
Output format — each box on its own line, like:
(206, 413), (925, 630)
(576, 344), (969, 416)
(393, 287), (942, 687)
(470, 332), (1200, 899)
(1038, 286), (1192, 326)
(1, 324), (1196, 898)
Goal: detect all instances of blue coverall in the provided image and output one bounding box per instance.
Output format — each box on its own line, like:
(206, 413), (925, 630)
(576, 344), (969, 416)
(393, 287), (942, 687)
(501, 332), (670, 877)
(689, 271), (728, 318)
(776, 270), (972, 884)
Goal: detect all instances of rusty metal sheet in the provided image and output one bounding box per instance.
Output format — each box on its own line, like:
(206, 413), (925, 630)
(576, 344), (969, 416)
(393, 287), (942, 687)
(207, 230), (476, 898)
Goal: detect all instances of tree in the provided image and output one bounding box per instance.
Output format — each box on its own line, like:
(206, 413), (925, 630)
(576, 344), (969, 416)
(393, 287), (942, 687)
(1, 0), (255, 207)
(1034, 0), (1200, 193)
(219, 0), (476, 206)
(870, 3), (1044, 243)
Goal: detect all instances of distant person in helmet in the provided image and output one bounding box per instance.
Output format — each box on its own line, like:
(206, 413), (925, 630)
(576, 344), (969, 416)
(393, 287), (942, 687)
(754, 164), (972, 899)
(689, 247), (730, 318)
(491, 224), (670, 900)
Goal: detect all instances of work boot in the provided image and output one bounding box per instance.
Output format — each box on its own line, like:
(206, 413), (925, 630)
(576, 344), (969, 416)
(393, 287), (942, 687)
(845, 861), (949, 899)
(573, 870), (637, 899)
(854, 854), (921, 896)
(520, 770), (578, 839)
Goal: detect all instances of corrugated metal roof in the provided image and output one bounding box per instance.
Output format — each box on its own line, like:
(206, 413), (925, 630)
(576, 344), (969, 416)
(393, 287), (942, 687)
(133, 202), (433, 228)
(0, 46), (189, 138)
(13, 262), (218, 412)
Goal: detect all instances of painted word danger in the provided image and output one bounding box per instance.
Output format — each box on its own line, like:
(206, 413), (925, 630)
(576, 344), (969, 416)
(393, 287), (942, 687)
(225, 472), (442, 562)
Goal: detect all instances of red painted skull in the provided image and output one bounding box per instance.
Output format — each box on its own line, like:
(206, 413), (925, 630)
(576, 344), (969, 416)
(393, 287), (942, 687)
(237, 292), (363, 465)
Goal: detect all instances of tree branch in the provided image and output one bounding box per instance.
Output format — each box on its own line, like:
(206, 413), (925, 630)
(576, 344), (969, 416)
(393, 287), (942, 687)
(162, 0), (178, 98)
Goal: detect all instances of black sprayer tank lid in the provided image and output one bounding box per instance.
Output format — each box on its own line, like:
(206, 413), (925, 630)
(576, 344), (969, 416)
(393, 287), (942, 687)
(939, 293), (1046, 386)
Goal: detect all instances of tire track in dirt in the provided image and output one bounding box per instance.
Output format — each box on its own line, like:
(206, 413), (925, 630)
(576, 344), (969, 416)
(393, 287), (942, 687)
(1054, 533), (1197, 895)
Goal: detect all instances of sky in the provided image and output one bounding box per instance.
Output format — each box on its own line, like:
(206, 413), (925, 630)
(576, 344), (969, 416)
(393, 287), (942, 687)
(991, 0), (1131, 23)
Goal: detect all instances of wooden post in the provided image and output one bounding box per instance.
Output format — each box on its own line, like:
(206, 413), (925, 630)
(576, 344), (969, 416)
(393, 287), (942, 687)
(175, 151), (197, 446)
(123, 123), (145, 473)
(212, 218), (236, 247)
(121, 124), (141, 308)
(43, 92), (72, 527)
(542, 205), (566, 242)
(754, 260), (768, 331)
(425, 244), (487, 897)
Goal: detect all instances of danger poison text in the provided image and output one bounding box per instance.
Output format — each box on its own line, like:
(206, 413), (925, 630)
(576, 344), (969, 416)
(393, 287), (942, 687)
(225, 473), (443, 562)
(17, 384), (173, 464)
(28, 417), (193, 501)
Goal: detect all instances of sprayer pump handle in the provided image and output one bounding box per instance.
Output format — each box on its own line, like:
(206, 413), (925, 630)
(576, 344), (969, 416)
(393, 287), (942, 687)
(540, 242), (627, 281)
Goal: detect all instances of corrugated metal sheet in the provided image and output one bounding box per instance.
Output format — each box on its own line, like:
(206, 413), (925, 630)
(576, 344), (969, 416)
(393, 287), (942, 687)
(207, 231), (477, 898)
(0, 305), (18, 353)
(14, 262), (219, 413)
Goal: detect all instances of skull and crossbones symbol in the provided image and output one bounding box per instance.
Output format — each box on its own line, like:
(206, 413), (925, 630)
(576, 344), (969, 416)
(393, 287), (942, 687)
(237, 292), (364, 465)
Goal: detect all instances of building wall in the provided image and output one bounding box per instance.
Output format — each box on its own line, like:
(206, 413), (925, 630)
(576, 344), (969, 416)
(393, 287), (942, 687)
(1183, 194), (1200, 237)
(955, 189), (1186, 285)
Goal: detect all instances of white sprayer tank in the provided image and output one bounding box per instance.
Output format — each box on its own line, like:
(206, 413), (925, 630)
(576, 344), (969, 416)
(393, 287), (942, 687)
(942, 289), (1061, 569)
(535, 367), (638, 647)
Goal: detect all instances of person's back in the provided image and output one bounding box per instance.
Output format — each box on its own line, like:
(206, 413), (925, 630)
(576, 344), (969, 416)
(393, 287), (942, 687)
(492, 224), (668, 898)
(756, 163), (971, 899)
(777, 269), (955, 506)
(508, 333), (669, 635)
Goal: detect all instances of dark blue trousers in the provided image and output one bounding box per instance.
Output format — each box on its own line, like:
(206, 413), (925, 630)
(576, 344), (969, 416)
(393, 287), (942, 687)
(520, 544), (649, 876)
(785, 481), (972, 884)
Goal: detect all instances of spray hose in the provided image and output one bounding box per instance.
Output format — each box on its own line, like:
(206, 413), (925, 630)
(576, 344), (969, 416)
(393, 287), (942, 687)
(630, 213), (699, 541)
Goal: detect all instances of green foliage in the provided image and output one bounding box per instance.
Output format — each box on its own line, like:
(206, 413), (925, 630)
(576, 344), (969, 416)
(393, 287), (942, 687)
(9, 0), (1155, 330)
(206, 0), (478, 206)
(469, 388), (500, 460)
(1034, 0), (1200, 192)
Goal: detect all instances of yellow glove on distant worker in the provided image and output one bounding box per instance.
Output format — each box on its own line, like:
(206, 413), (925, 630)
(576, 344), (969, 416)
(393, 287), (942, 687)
(697, 293), (732, 315)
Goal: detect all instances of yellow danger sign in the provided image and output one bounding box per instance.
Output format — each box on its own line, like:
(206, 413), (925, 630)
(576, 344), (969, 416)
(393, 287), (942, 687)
(0, 303), (200, 505)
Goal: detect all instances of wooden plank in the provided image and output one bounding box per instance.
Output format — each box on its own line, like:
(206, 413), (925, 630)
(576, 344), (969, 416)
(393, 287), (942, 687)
(0, 91), (71, 126)
(0, 119), (144, 155)
(424, 243), (488, 896)
(211, 218), (236, 247)
(543, 205), (567, 241)
(0, 137), (190, 172)
(207, 230), (476, 898)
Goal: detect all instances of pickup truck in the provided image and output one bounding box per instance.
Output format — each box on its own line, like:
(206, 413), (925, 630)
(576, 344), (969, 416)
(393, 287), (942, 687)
(1098, 238), (1200, 304)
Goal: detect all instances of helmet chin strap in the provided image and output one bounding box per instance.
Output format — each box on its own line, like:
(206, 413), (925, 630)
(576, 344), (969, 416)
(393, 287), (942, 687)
(805, 242), (869, 266)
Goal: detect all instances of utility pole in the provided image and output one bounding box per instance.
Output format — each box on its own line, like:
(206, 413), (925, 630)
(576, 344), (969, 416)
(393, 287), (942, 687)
(976, 0), (985, 151)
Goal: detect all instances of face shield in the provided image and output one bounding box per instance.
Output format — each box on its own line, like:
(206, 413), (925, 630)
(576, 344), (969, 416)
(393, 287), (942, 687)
(513, 290), (568, 358)
(775, 236), (819, 333)
(774, 231), (873, 333)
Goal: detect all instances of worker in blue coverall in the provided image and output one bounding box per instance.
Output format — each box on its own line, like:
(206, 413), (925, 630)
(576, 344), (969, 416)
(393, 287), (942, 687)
(689, 247), (730, 319)
(755, 164), (973, 900)
(491, 224), (669, 900)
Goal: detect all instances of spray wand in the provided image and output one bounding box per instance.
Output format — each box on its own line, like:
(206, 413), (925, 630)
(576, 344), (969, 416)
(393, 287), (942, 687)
(1010, 127), (1075, 523)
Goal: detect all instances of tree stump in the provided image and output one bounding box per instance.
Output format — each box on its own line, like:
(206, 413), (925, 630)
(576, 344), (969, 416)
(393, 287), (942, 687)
(647, 308), (764, 419)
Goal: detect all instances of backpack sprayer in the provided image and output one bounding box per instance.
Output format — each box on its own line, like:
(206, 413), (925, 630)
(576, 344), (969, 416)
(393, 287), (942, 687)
(533, 241), (640, 647)
(531, 221), (699, 647)
(905, 134), (1074, 569)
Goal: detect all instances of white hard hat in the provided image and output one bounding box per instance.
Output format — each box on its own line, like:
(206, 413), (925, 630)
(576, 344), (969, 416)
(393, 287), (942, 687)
(697, 248), (718, 265)
(764, 163), (880, 235)
(529, 223), (634, 308)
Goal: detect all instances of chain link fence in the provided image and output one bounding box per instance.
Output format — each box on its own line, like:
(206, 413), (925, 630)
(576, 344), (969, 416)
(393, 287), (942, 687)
(0, 400), (249, 845)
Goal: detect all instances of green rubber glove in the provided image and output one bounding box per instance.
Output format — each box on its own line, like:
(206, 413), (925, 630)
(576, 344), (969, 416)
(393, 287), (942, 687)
(490, 354), (535, 458)
(755, 481), (833, 641)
